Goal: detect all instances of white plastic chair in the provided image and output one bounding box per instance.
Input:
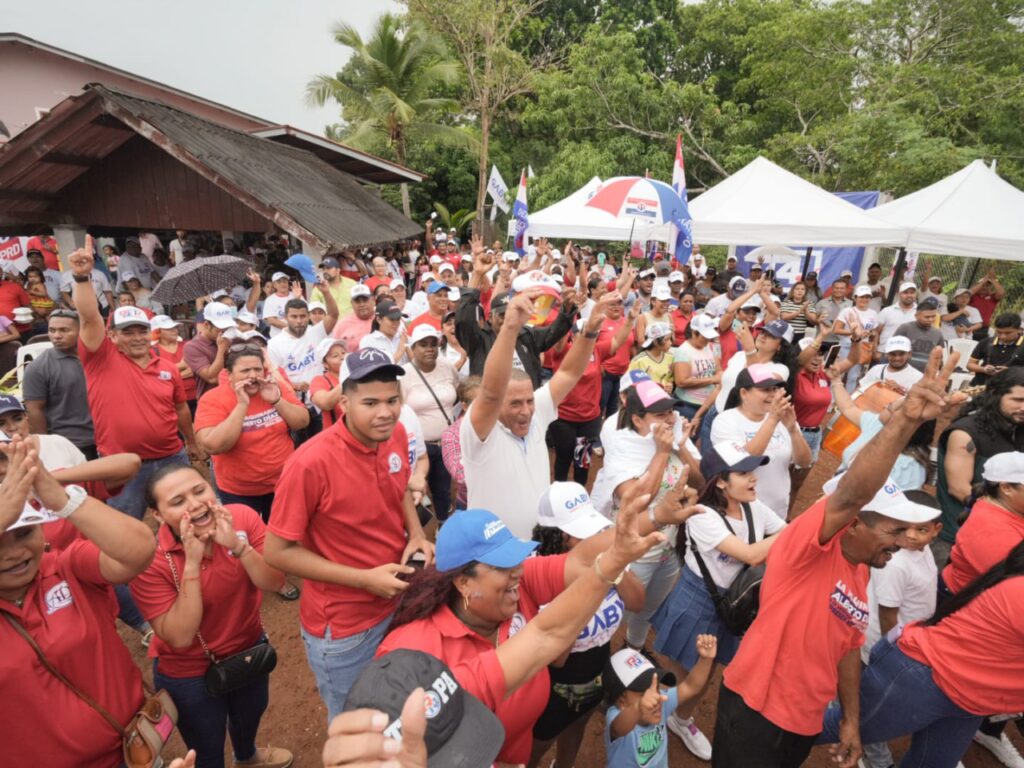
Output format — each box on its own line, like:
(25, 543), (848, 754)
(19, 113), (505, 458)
(946, 338), (977, 371)
(16, 341), (52, 383)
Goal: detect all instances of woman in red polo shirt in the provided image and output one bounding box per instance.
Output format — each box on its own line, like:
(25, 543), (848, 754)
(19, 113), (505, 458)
(547, 332), (607, 484)
(790, 332), (858, 465)
(194, 345), (308, 523)
(377, 484), (678, 767)
(0, 438), (156, 768)
(131, 464), (292, 768)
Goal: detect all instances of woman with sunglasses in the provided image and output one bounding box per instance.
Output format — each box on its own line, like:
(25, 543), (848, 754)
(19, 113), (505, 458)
(194, 345), (308, 523)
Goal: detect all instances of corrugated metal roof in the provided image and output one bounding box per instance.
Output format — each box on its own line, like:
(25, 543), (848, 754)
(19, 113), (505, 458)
(0, 85), (422, 248)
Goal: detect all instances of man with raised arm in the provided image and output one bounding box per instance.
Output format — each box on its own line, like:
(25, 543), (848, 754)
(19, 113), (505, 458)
(460, 287), (617, 538)
(712, 348), (965, 768)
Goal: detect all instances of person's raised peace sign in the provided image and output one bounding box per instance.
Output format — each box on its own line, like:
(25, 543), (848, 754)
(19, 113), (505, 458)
(901, 347), (969, 423)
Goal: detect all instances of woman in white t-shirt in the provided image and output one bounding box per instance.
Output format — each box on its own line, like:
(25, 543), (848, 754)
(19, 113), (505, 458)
(651, 443), (786, 759)
(710, 363), (811, 519)
(833, 285), (880, 393)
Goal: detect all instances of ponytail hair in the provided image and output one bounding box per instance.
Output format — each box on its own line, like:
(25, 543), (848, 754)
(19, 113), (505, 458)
(923, 539), (1024, 626)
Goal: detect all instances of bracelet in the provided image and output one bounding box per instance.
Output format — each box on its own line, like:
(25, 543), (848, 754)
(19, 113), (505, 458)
(583, 328), (600, 339)
(647, 505), (666, 529)
(594, 552), (624, 586)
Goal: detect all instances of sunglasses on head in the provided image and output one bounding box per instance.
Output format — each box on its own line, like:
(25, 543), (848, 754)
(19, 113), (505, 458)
(50, 309), (80, 320)
(228, 342), (265, 354)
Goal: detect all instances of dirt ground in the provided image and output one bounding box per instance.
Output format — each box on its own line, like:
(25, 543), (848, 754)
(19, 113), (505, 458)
(122, 449), (1020, 767)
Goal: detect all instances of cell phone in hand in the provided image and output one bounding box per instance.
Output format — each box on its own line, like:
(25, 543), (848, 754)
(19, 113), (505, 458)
(822, 343), (841, 369)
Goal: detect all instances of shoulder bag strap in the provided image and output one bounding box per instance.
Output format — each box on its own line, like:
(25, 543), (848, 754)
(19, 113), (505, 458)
(411, 364), (452, 426)
(162, 550), (218, 663)
(1, 610), (126, 736)
(741, 502), (757, 544)
(688, 510), (737, 603)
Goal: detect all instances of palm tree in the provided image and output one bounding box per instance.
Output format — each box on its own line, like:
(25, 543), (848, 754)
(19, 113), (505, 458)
(307, 13), (473, 217)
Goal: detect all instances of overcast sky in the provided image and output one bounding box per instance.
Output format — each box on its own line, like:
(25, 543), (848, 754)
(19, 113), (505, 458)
(1, 0), (400, 134)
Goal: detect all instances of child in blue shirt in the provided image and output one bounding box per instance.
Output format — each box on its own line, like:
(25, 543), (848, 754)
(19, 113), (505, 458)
(603, 635), (717, 767)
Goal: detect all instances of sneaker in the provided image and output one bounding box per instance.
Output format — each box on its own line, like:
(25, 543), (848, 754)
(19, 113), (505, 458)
(666, 713), (712, 760)
(235, 746), (294, 768)
(974, 732), (1024, 768)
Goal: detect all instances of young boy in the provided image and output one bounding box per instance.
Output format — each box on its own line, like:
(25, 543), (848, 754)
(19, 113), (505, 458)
(861, 491), (943, 768)
(603, 635), (717, 767)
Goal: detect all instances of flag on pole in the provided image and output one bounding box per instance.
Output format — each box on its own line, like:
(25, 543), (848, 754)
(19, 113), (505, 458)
(487, 165), (511, 214)
(512, 170), (529, 256)
(670, 135), (694, 262)
(527, 165), (536, 179)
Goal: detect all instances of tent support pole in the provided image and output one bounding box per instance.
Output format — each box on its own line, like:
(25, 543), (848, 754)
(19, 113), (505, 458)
(885, 248), (907, 306)
(966, 258), (982, 288)
(800, 246), (813, 278)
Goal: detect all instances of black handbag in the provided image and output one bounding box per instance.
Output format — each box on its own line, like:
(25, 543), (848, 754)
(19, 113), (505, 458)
(164, 552), (278, 696)
(689, 502), (766, 637)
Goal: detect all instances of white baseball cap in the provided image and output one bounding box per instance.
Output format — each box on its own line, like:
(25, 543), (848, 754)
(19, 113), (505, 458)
(899, 282), (918, 293)
(884, 335), (912, 353)
(447, 286), (461, 302)
(690, 314), (720, 340)
(668, 271), (685, 283)
(111, 306), (151, 330)
(308, 301), (327, 313)
(409, 324), (442, 346)
(149, 314), (178, 331)
(652, 285), (672, 302)
(982, 452), (1024, 484)
(502, 251), (520, 262)
(5, 500), (61, 532)
(351, 284), (372, 299)
(210, 289), (230, 300)
(201, 302), (236, 330)
(537, 482), (612, 540)
(439, 262), (455, 274)
(853, 285), (873, 298)
(429, 255), (443, 265)
(119, 271), (138, 283)
(390, 278), (406, 291)
(271, 271), (289, 282)
(314, 337), (347, 364)
(642, 321), (673, 349)
(822, 473), (940, 523)
(235, 309), (258, 325)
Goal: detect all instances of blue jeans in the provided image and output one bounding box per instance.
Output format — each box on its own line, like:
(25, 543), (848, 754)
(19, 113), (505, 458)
(625, 551), (680, 648)
(154, 661), (269, 768)
(819, 638), (981, 767)
(108, 449), (190, 520)
(699, 403), (718, 451)
(600, 371), (621, 418)
(301, 614), (392, 722)
(801, 427), (823, 463)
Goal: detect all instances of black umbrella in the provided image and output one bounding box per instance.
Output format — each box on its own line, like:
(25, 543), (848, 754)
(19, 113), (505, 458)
(151, 255), (252, 305)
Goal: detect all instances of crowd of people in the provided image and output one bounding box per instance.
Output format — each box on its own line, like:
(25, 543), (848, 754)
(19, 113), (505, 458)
(1, 223), (1023, 768)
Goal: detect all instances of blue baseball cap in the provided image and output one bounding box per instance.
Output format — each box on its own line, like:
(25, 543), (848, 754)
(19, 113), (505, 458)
(427, 281), (451, 295)
(343, 348), (405, 383)
(0, 395), (24, 416)
(761, 319), (791, 340)
(435, 509), (538, 572)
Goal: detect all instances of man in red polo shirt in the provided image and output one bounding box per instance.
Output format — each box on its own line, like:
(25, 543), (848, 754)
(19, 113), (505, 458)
(264, 347), (434, 721)
(68, 238), (203, 522)
(712, 349), (962, 768)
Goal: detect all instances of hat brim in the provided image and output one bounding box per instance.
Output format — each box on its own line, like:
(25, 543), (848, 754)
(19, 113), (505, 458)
(113, 320), (152, 330)
(726, 454), (770, 473)
(431, 690), (506, 768)
(559, 508), (612, 540)
(863, 500), (941, 524)
(207, 318), (236, 330)
(695, 327), (719, 340)
(348, 362), (406, 382)
(474, 537), (539, 569)
(642, 396), (678, 413)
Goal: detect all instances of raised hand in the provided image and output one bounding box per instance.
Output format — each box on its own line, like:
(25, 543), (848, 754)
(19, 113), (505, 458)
(695, 633), (718, 659)
(652, 465), (704, 526)
(68, 242), (94, 277)
(901, 347), (968, 422)
(259, 376), (282, 405)
(651, 418), (676, 455)
(31, 459), (73, 512)
(503, 290), (540, 333)
(768, 392), (792, 424)
(246, 269), (261, 285)
(0, 437), (38, 530)
(290, 281), (303, 298)
(639, 673), (667, 725)
(607, 486), (666, 572)
(534, 237), (550, 258)
(470, 233), (484, 258)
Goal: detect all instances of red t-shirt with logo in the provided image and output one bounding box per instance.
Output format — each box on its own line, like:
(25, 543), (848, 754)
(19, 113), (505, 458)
(269, 419), (411, 638)
(194, 380), (300, 495)
(723, 498), (868, 735)
(378, 553), (568, 765)
(596, 316), (634, 376)
(1, 541), (144, 768)
(131, 505), (268, 677)
(79, 337), (185, 459)
(550, 338), (604, 422)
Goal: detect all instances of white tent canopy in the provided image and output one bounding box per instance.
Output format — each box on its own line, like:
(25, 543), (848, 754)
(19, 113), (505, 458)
(868, 160), (1024, 262)
(527, 176), (673, 241)
(688, 156), (906, 247)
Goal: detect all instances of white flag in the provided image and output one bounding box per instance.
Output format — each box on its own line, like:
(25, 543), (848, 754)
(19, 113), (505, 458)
(487, 165), (511, 213)
(527, 165), (536, 179)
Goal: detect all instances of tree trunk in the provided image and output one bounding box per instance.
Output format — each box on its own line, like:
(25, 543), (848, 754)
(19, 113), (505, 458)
(400, 183), (411, 218)
(475, 109), (491, 233)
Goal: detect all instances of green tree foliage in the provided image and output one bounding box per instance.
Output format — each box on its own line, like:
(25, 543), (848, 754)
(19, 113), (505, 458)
(305, 12), (473, 216)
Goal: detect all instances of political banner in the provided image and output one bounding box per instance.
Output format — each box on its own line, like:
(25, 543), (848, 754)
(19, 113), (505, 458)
(0, 237), (29, 273)
(487, 165), (510, 214)
(735, 191), (882, 288)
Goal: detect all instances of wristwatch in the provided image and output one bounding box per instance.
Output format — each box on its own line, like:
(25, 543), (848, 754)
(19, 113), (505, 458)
(226, 531), (250, 558)
(54, 485), (88, 519)
(72, 274), (91, 283)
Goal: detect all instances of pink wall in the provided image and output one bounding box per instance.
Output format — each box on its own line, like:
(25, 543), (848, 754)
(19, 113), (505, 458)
(0, 40), (270, 140)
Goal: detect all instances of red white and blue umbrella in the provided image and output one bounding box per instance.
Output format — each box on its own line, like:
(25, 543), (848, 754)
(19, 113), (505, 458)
(585, 176), (690, 225)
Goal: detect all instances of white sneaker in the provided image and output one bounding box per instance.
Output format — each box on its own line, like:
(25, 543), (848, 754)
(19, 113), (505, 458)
(974, 732), (1024, 768)
(666, 713), (712, 760)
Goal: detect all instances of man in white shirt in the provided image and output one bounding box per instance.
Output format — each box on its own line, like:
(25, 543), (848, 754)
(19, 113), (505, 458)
(168, 230), (189, 263)
(863, 262), (889, 312)
(940, 288), (984, 340)
(268, 284), (339, 440)
(876, 282), (918, 349)
(116, 237), (157, 289)
(261, 272), (294, 337)
(855, 335), (923, 396)
(26, 248), (62, 301)
(461, 290), (615, 538)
